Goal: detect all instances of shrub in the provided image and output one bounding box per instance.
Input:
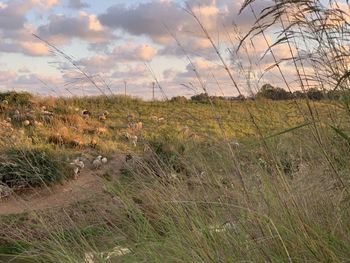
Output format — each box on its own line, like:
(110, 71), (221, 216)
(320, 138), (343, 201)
(327, 89), (342, 100)
(257, 84), (292, 100)
(292, 90), (304, 99)
(190, 93), (210, 103)
(170, 96), (188, 103)
(306, 88), (324, 100)
(0, 146), (66, 188)
(0, 91), (34, 107)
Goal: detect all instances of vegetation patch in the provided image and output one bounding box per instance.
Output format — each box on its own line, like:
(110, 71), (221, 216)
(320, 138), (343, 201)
(0, 146), (67, 188)
(0, 92), (34, 107)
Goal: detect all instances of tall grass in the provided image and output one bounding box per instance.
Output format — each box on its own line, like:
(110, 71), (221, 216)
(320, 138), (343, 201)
(0, 145), (67, 188)
(1, 0), (350, 262)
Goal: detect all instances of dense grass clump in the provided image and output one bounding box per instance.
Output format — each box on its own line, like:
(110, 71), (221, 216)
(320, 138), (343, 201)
(0, 92), (34, 107)
(0, 146), (66, 188)
(107, 133), (350, 262)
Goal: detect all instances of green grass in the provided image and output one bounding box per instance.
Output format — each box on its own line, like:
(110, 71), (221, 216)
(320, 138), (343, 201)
(2, 0), (350, 260)
(0, 145), (68, 188)
(0, 93), (349, 262)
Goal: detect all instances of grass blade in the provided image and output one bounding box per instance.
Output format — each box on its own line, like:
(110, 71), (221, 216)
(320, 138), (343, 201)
(264, 122), (312, 140)
(330, 125), (350, 145)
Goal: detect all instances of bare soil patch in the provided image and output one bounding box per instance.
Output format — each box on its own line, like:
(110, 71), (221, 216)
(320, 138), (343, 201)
(0, 154), (124, 215)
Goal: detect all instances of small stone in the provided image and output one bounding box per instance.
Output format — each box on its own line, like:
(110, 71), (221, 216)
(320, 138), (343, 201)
(23, 120), (30, 126)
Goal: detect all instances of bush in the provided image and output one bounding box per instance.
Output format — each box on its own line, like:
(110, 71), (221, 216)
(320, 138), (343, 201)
(306, 88), (324, 100)
(292, 90), (304, 99)
(327, 90), (342, 100)
(190, 93), (210, 103)
(170, 96), (188, 103)
(0, 91), (34, 106)
(257, 84), (292, 100)
(0, 146), (66, 188)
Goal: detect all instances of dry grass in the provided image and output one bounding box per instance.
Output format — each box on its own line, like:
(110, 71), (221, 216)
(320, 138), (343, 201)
(1, 0), (350, 262)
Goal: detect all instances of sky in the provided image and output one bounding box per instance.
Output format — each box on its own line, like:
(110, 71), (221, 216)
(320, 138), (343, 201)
(0, 0), (347, 99)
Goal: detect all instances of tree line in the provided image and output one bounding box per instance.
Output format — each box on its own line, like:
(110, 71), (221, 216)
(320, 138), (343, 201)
(170, 84), (346, 103)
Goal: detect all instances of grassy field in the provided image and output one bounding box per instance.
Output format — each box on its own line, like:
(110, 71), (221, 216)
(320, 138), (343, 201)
(0, 92), (349, 262)
(0, 0), (350, 261)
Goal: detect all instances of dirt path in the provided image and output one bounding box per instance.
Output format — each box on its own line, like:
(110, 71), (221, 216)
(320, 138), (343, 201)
(0, 155), (124, 215)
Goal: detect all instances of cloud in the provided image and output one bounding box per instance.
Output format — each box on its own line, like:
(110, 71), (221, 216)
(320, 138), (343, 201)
(99, 1), (222, 59)
(67, 0), (89, 9)
(0, 18), (54, 57)
(97, 0), (272, 66)
(111, 64), (149, 80)
(18, 67), (30, 73)
(0, 70), (17, 82)
(0, 70), (69, 96)
(124, 44), (157, 61)
(99, 1), (187, 43)
(53, 42), (158, 96)
(0, 2), (7, 9)
(20, 41), (50, 56)
(159, 36), (217, 60)
(37, 12), (113, 45)
(32, 0), (60, 8)
(12, 73), (69, 96)
(0, 31), (52, 57)
(111, 43), (157, 62)
(78, 55), (117, 74)
(0, 0), (62, 56)
(136, 44), (157, 61)
(0, 0), (293, 98)
(76, 43), (157, 75)
(0, 0), (60, 31)
(0, 0), (31, 30)
(99, 0), (270, 41)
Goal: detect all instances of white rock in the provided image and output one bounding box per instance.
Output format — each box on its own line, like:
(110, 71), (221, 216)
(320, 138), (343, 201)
(23, 120), (30, 126)
(105, 246), (131, 258)
(74, 158), (85, 169)
(130, 135), (138, 146)
(99, 115), (107, 121)
(70, 158), (85, 178)
(73, 167), (80, 179)
(125, 132), (138, 146)
(84, 246), (131, 263)
(101, 157), (108, 164)
(92, 156), (102, 169)
(84, 252), (94, 263)
(82, 109), (91, 118)
(170, 173), (178, 179)
(34, 121), (43, 126)
(209, 221), (236, 233)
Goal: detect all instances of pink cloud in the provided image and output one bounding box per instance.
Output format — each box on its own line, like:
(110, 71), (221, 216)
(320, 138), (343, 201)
(20, 41), (50, 56)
